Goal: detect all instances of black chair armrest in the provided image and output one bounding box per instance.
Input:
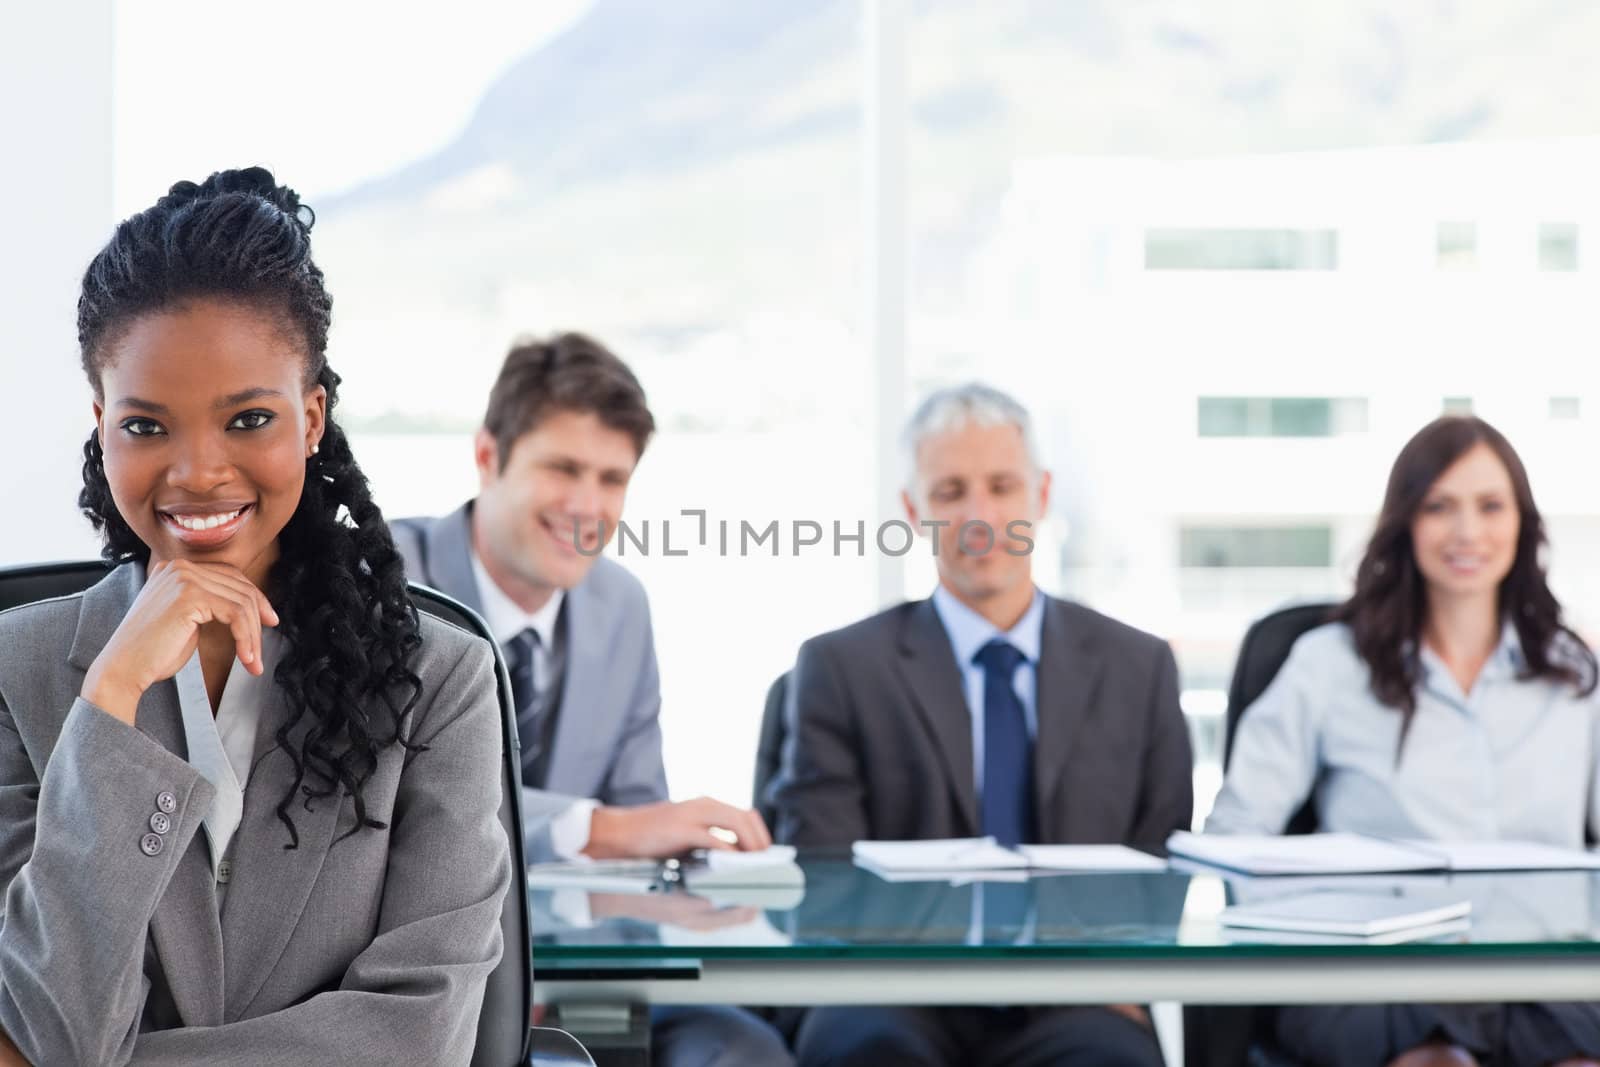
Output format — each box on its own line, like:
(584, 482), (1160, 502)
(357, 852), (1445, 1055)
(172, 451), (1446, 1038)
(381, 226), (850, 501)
(530, 1027), (596, 1067)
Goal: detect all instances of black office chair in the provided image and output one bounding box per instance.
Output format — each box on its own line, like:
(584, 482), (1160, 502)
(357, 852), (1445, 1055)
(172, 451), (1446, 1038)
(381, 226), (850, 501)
(1184, 600), (1337, 1067)
(752, 670), (790, 828)
(1222, 600), (1336, 834)
(0, 559), (113, 612)
(0, 560), (593, 1067)
(409, 582), (594, 1067)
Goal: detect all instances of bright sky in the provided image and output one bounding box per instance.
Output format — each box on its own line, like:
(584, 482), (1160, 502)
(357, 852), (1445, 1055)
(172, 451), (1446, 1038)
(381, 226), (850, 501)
(113, 0), (594, 214)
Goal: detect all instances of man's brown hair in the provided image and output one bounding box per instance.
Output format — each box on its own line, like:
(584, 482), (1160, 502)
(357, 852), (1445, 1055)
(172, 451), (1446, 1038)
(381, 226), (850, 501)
(482, 332), (655, 468)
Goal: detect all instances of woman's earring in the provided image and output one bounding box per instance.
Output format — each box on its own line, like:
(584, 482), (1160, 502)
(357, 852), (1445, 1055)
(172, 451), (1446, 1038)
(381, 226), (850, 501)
(309, 443), (320, 458)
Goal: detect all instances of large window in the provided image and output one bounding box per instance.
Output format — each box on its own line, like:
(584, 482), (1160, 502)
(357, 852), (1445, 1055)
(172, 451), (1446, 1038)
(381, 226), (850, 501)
(112, 0), (868, 808)
(902, 0), (1600, 805)
(74, 0), (1600, 815)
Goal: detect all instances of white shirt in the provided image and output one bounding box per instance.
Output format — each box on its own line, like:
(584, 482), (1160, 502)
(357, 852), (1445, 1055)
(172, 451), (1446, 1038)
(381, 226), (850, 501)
(468, 549), (594, 859)
(928, 585), (1046, 947)
(469, 550), (564, 689)
(1207, 621), (1600, 845)
(172, 630), (275, 907)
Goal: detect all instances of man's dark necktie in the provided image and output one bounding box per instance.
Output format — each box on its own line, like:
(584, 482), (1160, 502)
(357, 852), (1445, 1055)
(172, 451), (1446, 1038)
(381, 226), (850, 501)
(504, 628), (540, 781)
(975, 638), (1035, 847)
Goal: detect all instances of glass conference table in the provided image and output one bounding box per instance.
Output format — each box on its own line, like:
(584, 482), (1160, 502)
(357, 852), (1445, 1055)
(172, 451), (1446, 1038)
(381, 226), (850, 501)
(531, 850), (1600, 1008)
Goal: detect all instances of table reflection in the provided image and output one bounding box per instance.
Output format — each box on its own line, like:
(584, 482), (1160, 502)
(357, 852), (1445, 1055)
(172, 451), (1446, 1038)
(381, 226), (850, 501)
(530, 851), (1600, 956)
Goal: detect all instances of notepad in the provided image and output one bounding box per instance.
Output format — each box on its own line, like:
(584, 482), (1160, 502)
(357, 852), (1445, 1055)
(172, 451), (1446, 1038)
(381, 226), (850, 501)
(1167, 832), (1439, 876)
(1222, 916), (1472, 946)
(1019, 845), (1169, 873)
(1413, 840), (1600, 872)
(684, 846), (804, 892)
(527, 859), (661, 894)
(853, 838), (1029, 879)
(1220, 889), (1471, 938)
(852, 838), (1167, 881)
(1169, 831), (1600, 877)
(528, 845), (804, 894)
(696, 843), (796, 870)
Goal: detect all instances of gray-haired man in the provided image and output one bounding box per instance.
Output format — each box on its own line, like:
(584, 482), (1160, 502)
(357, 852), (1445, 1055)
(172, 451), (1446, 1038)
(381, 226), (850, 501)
(770, 383), (1192, 1066)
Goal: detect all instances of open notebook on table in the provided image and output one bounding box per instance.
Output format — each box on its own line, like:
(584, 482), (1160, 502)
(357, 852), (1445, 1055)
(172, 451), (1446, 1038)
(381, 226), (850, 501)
(1219, 888), (1472, 945)
(851, 838), (1167, 881)
(1168, 831), (1600, 877)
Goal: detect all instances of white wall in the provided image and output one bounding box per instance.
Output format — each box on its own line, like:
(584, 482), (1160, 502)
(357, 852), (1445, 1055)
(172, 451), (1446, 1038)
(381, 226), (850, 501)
(1, 1), (114, 565)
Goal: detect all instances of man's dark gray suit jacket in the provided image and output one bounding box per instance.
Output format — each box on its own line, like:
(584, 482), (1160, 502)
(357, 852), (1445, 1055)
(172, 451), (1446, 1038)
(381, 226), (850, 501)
(770, 595), (1193, 852)
(391, 502), (668, 863)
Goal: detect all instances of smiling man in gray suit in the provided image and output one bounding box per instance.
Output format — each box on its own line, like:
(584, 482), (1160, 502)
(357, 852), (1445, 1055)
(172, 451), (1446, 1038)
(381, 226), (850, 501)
(392, 332), (791, 1067)
(770, 383), (1193, 1067)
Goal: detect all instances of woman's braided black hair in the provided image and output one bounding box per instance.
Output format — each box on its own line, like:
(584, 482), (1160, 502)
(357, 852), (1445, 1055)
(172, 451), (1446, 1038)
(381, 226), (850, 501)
(77, 166), (423, 847)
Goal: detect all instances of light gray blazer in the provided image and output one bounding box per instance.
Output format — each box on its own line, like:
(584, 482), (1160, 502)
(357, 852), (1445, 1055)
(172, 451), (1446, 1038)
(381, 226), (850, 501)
(391, 502), (668, 863)
(0, 564), (510, 1066)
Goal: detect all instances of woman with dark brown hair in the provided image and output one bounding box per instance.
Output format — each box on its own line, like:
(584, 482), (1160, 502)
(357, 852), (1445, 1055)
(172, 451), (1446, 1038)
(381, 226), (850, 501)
(1209, 415), (1600, 1067)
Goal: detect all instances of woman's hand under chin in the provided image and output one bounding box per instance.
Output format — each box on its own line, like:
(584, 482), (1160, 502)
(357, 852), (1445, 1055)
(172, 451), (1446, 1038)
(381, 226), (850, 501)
(80, 559), (279, 724)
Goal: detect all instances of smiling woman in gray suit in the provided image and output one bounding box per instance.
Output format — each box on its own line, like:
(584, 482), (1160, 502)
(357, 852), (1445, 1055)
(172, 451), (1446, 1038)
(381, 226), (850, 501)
(0, 168), (510, 1066)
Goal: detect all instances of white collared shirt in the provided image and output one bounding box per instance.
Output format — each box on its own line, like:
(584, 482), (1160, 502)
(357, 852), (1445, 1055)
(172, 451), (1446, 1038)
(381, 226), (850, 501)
(468, 549), (595, 860)
(171, 631), (275, 906)
(469, 550), (564, 700)
(1208, 621), (1600, 844)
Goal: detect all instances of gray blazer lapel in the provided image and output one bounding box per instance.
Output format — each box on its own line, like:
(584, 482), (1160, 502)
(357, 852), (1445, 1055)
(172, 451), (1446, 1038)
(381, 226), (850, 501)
(69, 565), (227, 1026)
(219, 681), (344, 1019)
(66, 562), (140, 675)
(147, 832), (227, 1027)
(1033, 599), (1104, 841)
(138, 680), (227, 1027)
(894, 601), (979, 834)
(425, 502), (484, 615)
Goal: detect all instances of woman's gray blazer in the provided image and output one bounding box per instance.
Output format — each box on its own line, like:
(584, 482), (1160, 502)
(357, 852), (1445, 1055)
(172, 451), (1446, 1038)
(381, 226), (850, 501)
(0, 564), (511, 1066)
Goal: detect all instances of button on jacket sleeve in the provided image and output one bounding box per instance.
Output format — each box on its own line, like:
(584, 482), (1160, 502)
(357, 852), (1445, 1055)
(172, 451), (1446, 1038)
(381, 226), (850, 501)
(124, 639), (510, 1066)
(0, 574), (511, 1067)
(0, 697), (215, 1066)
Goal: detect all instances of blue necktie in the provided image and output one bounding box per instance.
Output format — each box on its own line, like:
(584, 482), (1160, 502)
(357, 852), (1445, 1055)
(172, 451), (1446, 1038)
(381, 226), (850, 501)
(504, 628), (541, 782)
(975, 639), (1035, 847)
